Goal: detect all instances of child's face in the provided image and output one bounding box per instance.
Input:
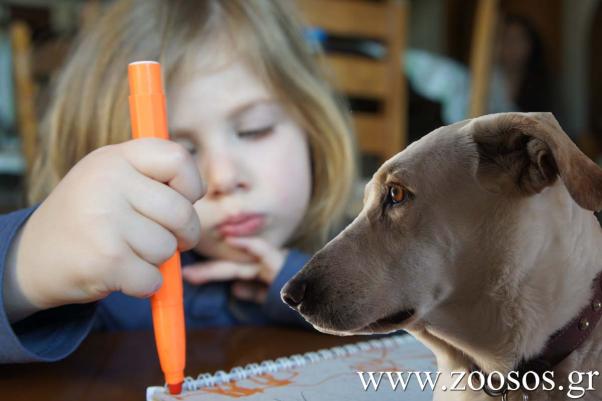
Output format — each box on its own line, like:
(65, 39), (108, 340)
(168, 57), (312, 261)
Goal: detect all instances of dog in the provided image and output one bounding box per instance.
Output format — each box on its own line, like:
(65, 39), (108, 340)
(282, 113), (602, 401)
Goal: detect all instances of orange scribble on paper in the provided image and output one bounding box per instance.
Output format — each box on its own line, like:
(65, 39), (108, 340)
(201, 381), (262, 398)
(349, 347), (408, 372)
(248, 371), (298, 387)
(199, 372), (298, 398)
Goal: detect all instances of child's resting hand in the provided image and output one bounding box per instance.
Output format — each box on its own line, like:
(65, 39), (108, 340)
(4, 139), (205, 322)
(182, 237), (287, 304)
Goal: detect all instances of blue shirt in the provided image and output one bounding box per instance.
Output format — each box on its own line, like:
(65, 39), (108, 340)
(0, 207), (311, 363)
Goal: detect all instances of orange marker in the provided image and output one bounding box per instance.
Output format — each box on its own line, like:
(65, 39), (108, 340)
(128, 61), (186, 395)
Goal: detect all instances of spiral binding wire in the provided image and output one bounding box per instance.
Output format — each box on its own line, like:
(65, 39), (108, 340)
(176, 334), (412, 392)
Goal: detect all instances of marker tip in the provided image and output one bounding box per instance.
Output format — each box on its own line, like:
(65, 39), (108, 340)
(168, 382), (183, 395)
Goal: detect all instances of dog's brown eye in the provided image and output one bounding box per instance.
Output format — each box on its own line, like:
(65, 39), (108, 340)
(389, 185), (406, 204)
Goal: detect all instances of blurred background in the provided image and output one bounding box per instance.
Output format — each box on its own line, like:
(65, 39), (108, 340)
(0, 0), (600, 214)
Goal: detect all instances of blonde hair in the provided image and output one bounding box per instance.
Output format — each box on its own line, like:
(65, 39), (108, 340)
(30, 0), (356, 252)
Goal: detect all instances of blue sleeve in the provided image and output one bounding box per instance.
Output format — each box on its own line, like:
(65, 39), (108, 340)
(0, 207), (96, 363)
(262, 249), (312, 327)
(227, 249), (312, 328)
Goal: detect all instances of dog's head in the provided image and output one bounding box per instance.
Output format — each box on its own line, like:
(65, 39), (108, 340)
(282, 112), (602, 336)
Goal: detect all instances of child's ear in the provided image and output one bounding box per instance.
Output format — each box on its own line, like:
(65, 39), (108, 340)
(471, 112), (602, 211)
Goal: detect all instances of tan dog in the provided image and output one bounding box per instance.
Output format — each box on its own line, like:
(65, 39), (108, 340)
(282, 113), (602, 401)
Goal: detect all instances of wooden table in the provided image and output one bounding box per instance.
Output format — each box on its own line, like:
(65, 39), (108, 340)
(0, 327), (363, 401)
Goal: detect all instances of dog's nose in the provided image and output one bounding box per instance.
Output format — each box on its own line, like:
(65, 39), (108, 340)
(281, 281), (306, 308)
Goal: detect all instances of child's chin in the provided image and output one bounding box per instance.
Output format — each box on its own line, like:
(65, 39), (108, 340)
(195, 237), (255, 262)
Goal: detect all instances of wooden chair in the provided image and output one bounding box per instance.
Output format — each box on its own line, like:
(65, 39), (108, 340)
(468, 0), (500, 117)
(7, 0), (102, 180)
(10, 20), (36, 176)
(297, 0), (409, 165)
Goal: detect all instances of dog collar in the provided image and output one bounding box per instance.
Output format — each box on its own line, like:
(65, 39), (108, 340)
(471, 211), (602, 399)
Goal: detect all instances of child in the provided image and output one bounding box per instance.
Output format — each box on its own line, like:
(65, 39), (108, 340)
(0, 0), (355, 363)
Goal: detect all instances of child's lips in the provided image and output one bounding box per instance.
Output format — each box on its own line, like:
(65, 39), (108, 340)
(216, 214), (265, 237)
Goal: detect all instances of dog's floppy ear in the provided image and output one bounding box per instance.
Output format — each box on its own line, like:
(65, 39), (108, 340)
(472, 112), (602, 211)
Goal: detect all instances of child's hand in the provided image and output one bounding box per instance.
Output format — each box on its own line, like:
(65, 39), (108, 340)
(4, 139), (204, 322)
(182, 237), (287, 304)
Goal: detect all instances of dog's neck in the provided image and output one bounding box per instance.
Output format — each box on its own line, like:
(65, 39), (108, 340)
(414, 184), (602, 378)
(510, 189), (602, 370)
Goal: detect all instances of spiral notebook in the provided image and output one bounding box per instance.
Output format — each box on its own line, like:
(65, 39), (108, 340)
(146, 334), (437, 401)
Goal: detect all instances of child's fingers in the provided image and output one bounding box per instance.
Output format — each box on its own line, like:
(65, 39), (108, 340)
(231, 281), (268, 304)
(224, 236), (272, 259)
(126, 172), (201, 251)
(120, 138), (205, 203)
(121, 213), (177, 266)
(182, 261), (257, 284)
(112, 248), (163, 298)
(225, 237), (286, 283)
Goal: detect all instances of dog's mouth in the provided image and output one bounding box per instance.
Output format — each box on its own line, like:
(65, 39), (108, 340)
(361, 309), (416, 333)
(301, 308), (417, 336)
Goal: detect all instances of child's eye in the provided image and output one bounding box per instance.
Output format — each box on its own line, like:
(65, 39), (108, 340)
(237, 125), (274, 139)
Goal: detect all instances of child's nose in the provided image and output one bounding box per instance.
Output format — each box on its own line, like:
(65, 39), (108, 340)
(204, 153), (246, 198)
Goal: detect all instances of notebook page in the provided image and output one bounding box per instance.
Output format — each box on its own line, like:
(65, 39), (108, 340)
(147, 334), (437, 401)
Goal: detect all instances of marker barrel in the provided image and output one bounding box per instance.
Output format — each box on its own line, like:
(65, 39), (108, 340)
(128, 61), (186, 394)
